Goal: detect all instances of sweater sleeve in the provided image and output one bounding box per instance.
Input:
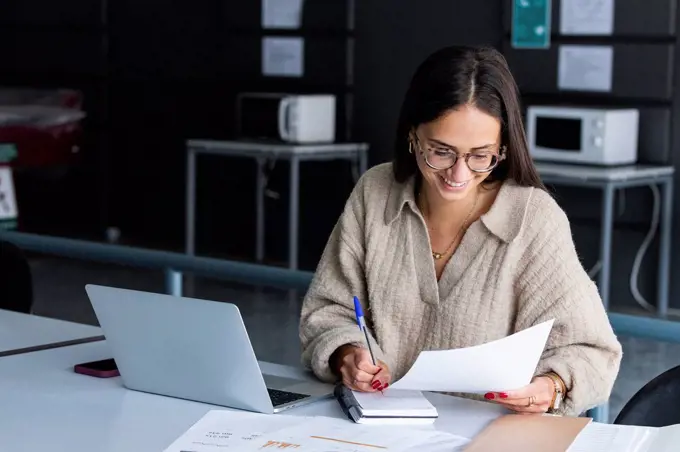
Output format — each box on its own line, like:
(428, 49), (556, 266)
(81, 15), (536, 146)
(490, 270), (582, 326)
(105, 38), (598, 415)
(299, 182), (387, 383)
(514, 192), (623, 416)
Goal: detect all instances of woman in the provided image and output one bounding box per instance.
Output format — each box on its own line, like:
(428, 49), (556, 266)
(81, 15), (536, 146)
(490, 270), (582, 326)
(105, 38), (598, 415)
(299, 46), (622, 416)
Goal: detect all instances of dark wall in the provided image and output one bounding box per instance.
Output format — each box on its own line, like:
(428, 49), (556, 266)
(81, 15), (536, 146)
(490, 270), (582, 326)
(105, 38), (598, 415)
(354, 0), (504, 164)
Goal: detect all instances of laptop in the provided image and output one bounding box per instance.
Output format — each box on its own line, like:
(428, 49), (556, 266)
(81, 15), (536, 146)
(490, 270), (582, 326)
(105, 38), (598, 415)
(84, 284), (333, 414)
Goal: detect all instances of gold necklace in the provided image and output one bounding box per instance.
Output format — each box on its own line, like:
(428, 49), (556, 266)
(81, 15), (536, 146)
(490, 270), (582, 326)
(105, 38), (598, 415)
(421, 190), (479, 260)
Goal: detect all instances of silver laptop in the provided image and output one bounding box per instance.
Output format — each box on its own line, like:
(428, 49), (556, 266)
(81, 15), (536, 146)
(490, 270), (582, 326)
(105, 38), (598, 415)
(84, 284), (332, 414)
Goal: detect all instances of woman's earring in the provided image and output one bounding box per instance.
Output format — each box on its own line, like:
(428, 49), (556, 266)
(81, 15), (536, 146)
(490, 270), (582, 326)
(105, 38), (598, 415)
(408, 141), (414, 154)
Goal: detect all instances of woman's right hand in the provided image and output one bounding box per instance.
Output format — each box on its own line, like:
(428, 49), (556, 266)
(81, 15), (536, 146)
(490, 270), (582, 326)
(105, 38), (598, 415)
(332, 345), (391, 392)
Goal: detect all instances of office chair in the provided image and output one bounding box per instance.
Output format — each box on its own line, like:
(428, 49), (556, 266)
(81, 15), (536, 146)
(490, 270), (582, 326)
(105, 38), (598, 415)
(614, 364), (680, 427)
(0, 240), (34, 313)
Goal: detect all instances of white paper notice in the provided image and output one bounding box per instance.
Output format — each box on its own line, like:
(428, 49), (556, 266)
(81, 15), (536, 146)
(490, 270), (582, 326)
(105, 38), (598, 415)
(558, 45), (613, 92)
(560, 0), (614, 35)
(0, 167), (18, 220)
(163, 410), (469, 452)
(262, 0), (304, 29)
(262, 36), (304, 77)
(389, 319), (554, 393)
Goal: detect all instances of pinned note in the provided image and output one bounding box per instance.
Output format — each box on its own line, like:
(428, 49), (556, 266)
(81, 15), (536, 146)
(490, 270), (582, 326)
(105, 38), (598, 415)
(262, 0), (304, 29)
(558, 45), (613, 92)
(262, 37), (304, 77)
(560, 0), (614, 35)
(0, 167), (18, 221)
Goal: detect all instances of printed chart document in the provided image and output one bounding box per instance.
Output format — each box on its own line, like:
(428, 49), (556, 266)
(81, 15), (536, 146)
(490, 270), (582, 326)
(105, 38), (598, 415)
(163, 410), (469, 451)
(390, 319), (554, 393)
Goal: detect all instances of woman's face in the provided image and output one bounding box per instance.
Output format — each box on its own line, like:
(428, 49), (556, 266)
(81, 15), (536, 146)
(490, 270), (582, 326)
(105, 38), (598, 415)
(413, 104), (502, 204)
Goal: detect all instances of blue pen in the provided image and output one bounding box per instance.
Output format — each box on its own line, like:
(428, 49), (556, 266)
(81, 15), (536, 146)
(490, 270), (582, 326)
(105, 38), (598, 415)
(353, 296), (377, 367)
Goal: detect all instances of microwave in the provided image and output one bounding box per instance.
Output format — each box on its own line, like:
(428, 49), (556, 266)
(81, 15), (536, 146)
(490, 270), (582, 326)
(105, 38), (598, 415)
(236, 93), (336, 143)
(526, 106), (639, 165)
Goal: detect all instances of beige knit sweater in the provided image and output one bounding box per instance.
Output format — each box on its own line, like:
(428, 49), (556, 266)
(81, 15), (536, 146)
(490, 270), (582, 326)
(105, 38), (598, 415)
(299, 163), (622, 416)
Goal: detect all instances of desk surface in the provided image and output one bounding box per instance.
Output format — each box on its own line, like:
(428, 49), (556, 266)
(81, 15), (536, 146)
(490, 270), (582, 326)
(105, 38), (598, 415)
(535, 162), (675, 183)
(187, 139), (369, 156)
(0, 310), (103, 356)
(0, 341), (506, 452)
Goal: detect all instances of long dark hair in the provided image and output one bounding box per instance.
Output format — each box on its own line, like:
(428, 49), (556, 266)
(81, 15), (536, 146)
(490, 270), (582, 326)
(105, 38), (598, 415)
(393, 45), (545, 191)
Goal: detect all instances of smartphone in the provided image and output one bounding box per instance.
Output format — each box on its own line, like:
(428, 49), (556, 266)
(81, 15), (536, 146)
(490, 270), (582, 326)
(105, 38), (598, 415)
(74, 358), (120, 378)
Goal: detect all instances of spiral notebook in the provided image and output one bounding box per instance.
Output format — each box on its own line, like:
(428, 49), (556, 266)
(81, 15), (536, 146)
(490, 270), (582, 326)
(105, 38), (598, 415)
(334, 385), (438, 425)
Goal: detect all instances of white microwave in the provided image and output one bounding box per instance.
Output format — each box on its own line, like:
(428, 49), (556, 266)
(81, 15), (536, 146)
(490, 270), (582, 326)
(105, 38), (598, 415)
(236, 93), (336, 143)
(526, 106), (639, 165)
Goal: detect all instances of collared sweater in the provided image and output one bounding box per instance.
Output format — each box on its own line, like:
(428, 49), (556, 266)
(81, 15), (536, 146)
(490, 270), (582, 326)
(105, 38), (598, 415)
(299, 162), (622, 416)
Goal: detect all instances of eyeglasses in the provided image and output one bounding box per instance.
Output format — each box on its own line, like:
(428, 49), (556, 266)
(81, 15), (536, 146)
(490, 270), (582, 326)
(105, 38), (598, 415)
(411, 136), (506, 173)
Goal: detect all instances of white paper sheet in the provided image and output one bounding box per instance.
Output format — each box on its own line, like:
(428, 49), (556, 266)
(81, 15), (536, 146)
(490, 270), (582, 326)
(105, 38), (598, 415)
(262, 36), (304, 77)
(262, 0), (304, 29)
(163, 410), (469, 451)
(560, 0), (614, 35)
(0, 167), (18, 220)
(389, 319), (554, 393)
(558, 45), (613, 92)
(567, 422), (657, 452)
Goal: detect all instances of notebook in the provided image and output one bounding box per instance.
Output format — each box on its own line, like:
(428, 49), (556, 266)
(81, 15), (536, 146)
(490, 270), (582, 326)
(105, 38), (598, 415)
(334, 384), (438, 425)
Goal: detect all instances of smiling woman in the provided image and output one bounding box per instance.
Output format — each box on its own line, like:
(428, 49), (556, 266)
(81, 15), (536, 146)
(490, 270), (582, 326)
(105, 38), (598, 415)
(299, 45), (622, 417)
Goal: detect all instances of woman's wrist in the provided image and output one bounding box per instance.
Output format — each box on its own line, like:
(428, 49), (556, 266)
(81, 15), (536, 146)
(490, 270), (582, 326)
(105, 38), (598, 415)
(541, 372), (567, 412)
(329, 344), (358, 376)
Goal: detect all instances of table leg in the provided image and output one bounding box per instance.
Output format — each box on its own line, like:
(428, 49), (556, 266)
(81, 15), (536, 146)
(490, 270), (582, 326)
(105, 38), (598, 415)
(185, 148), (196, 255)
(657, 178), (674, 317)
(256, 157), (265, 263)
(588, 403), (609, 423)
(289, 156), (300, 270)
(598, 185), (615, 310)
(359, 148), (368, 175)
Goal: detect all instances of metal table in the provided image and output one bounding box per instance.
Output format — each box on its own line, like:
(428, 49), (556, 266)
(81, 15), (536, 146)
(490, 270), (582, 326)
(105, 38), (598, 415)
(185, 140), (369, 270)
(535, 162), (675, 317)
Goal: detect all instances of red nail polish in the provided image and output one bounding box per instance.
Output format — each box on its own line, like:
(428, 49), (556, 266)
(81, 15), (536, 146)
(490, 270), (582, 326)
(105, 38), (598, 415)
(383, 383), (389, 389)
(484, 392), (495, 400)
(371, 381), (380, 389)
(500, 393), (508, 399)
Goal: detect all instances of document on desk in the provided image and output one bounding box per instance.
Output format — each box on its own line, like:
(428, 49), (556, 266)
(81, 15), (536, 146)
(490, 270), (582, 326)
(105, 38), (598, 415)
(163, 410), (469, 451)
(567, 422), (680, 452)
(390, 319), (554, 393)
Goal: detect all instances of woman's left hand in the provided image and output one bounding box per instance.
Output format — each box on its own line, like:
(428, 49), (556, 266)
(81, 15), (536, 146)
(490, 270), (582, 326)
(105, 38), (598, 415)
(484, 376), (555, 414)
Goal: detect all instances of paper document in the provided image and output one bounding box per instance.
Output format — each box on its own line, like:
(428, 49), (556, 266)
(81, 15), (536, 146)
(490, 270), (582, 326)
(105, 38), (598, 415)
(262, 0), (304, 29)
(568, 422), (680, 452)
(390, 319), (554, 393)
(560, 0), (614, 35)
(163, 410), (469, 452)
(0, 168), (18, 220)
(558, 45), (613, 92)
(262, 36), (304, 77)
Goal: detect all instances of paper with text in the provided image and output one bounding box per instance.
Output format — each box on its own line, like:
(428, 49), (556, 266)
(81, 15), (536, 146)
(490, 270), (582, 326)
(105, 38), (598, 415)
(163, 410), (468, 451)
(568, 422), (680, 452)
(558, 45), (613, 92)
(262, 0), (304, 29)
(389, 319), (554, 393)
(262, 36), (304, 77)
(560, 0), (614, 35)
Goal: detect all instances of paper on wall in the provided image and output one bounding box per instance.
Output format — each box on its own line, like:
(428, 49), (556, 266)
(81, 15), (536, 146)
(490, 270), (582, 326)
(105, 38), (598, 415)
(163, 409), (470, 451)
(560, 0), (614, 35)
(0, 167), (18, 220)
(389, 319), (554, 393)
(262, 0), (304, 29)
(558, 45), (613, 92)
(262, 36), (304, 77)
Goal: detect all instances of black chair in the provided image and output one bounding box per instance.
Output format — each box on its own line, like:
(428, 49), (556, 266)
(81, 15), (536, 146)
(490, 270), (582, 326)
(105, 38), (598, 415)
(614, 364), (680, 427)
(0, 240), (34, 313)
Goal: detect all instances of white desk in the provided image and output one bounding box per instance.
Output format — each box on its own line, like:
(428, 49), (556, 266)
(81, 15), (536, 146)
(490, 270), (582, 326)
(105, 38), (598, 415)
(185, 140), (369, 270)
(0, 309), (103, 357)
(0, 341), (506, 452)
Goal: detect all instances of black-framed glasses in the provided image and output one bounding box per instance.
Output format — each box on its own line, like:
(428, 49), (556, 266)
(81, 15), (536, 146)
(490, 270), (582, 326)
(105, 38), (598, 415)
(412, 135), (506, 173)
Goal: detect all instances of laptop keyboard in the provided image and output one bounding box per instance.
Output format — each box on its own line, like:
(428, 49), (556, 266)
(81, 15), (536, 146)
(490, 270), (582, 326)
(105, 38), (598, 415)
(267, 388), (310, 407)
